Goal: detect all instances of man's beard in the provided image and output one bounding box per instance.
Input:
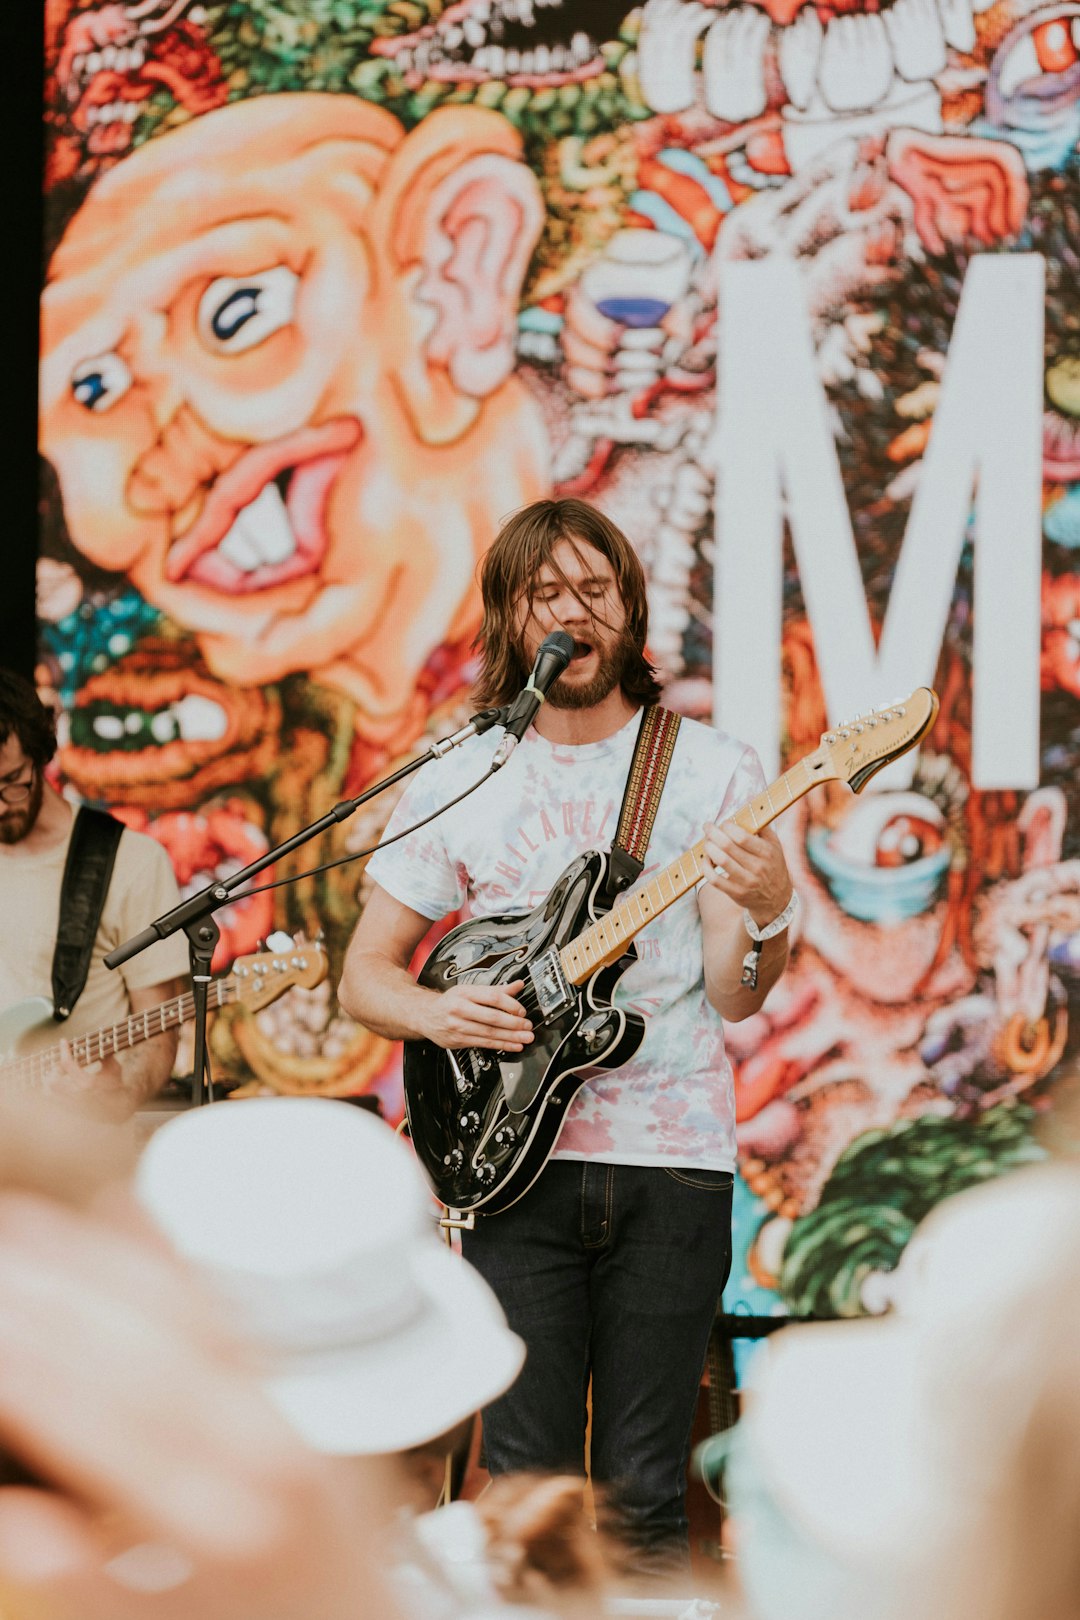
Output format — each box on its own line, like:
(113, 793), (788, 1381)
(547, 630), (633, 712)
(0, 774), (43, 845)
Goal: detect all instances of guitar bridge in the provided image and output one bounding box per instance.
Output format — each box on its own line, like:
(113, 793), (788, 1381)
(529, 949), (573, 1018)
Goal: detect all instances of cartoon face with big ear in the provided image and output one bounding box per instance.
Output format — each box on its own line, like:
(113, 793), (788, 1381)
(40, 95), (551, 741)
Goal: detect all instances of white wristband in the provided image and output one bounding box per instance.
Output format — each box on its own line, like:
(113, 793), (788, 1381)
(743, 892), (799, 943)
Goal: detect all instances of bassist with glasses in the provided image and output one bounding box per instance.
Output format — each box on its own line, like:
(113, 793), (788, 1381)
(0, 670), (188, 1120)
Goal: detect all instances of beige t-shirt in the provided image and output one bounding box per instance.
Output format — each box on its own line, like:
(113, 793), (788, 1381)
(0, 819), (190, 1053)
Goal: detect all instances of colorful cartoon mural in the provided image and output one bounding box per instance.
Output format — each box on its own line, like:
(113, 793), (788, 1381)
(39, 0), (1080, 1317)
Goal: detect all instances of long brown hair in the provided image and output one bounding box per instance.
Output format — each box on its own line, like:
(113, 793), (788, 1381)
(474, 499), (662, 709)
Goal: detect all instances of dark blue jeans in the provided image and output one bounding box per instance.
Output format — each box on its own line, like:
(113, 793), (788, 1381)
(461, 1158), (734, 1568)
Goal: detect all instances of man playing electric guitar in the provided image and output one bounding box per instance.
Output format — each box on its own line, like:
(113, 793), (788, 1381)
(340, 498), (794, 1572)
(0, 670), (188, 1119)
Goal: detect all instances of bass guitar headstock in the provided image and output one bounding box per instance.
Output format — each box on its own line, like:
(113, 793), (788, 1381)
(230, 939), (329, 1012)
(807, 687), (939, 794)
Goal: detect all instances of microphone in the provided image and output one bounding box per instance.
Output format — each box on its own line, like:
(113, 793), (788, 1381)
(492, 631), (574, 767)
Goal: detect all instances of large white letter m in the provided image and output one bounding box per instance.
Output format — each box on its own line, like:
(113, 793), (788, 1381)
(712, 255), (1045, 788)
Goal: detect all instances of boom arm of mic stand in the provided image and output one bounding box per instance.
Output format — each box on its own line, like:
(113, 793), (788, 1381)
(104, 706), (507, 972)
(103, 704), (507, 1107)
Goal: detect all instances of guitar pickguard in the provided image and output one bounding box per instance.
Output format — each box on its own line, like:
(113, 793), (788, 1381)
(403, 850), (646, 1210)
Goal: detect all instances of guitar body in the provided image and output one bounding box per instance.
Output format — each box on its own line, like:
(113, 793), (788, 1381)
(403, 850), (645, 1214)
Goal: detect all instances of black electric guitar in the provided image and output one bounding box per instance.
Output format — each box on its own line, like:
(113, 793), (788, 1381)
(403, 689), (939, 1213)
(0, 940), (327, 1091)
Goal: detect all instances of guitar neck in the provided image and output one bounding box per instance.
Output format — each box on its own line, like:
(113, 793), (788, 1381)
(5, 977), (239, 1089)
(560, 752), (826, 986)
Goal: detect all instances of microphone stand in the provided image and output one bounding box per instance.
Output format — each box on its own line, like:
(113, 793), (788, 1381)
(104, 707), (507, 1108)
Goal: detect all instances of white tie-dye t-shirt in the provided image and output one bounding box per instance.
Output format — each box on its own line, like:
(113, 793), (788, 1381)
(366, 710), (766, 1171)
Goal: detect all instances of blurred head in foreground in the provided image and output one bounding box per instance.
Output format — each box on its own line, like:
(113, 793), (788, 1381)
(135, 1097), (525, 1461)
(0, 1096), (398, 1620)
(136, 1098), (619, 1611)
(727, 1144), (1080, 1620)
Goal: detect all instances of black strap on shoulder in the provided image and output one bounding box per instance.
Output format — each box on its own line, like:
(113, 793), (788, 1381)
(51, 807), (125, 1022)
(604, 705), (682, 902)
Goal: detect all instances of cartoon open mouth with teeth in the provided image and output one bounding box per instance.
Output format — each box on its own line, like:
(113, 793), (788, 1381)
(51, 0), (225, 164)
(369, 0), (633, 87)
(637, 0), (996, 173)
(40, 93), (550, 746)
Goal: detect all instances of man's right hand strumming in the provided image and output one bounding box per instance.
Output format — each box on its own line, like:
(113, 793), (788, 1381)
(339, 886), (536, 1051)
(424, 980), (534, 1053)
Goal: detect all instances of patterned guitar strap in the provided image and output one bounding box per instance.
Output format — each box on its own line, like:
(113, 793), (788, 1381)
(604, 705), (682, 905)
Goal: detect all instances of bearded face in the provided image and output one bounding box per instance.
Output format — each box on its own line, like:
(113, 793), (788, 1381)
(0, 739), (44, 846)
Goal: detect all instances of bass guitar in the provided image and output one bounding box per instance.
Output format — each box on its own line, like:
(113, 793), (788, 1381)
(0, 940), (327, 1091)
(403, 689), (939, 1213)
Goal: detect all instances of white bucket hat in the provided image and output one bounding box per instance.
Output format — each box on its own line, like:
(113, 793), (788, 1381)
(135, 1097), (525, 1456)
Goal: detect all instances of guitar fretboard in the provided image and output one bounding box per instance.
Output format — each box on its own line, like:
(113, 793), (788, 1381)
(559, 751), (828, 985)
(4, 977), (239, 1090)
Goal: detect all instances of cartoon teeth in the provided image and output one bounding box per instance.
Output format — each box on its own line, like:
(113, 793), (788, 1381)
(92, 694), (228, 745)
(389, 0), (604, 81)
(883, 0), (948, 81)
(638, 0), (713, 114)
(67, 39), (148, 91)
(818, 14), (894, 112)
(935, 0), (976, 51)
(638, 0), (990, 153)
(216, 481), (296, 574)
(84, 102), (141, 126)
(703, 6), (771, 120)
(779, 9), (823, 111)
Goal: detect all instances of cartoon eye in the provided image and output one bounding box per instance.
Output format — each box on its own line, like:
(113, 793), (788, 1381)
(826, 792), (947, 868)
(806, 792), (951, 923)
(197, 267), (298, 354)
(868, 814), (946, 869)
(998, 14), (1080, 98)
(71, 352), (132, 413)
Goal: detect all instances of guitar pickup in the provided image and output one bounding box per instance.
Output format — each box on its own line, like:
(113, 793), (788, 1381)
(529, 949), (573, 1018)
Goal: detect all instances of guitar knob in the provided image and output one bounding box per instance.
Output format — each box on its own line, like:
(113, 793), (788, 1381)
(442, 1148), (464, 1170)
(458, 1111), (481, 1133)
(476, 1162), (497, 1185)
(580, 1014), (610, 1054)
(493, 1125), (516, 1147)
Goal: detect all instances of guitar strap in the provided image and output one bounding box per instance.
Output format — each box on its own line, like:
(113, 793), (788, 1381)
(604, 705), (682, 903)
(51, 807), (125, 1022)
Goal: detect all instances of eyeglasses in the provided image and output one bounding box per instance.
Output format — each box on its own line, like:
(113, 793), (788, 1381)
(0, 766), (36, 805)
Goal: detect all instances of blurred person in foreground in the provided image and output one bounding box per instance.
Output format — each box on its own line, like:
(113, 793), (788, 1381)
(715, 1110), (1080, 1620)
(0, 669), (187, 1120)
(136, 1097), (623, 1619)
(0, 1097), (399, 1620)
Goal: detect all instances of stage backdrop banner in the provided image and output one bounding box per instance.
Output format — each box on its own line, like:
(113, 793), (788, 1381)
(39, 0), (1080, 1320)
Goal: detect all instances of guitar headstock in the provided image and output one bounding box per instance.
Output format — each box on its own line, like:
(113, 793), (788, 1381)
(230, 939), (329, 1012)
(809, 688), (940, 794)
